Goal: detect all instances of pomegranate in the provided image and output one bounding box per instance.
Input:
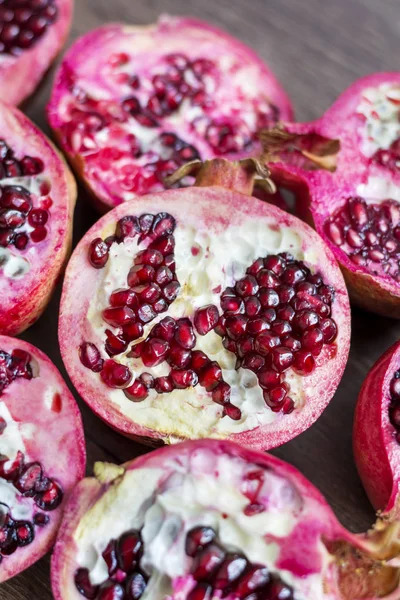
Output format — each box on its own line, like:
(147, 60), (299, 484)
(47, 15), (293, 213)
(51, 438), (400, 600)
(0, 335), (85, 582)
(0, 0), (73, 106)
(261, 72), (400, 317)
(0, 101), (76, 336)
(354, 340), (400, 520)
(58, 157), (350, 450)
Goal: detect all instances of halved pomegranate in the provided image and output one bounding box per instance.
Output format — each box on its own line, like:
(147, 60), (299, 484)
(0, 335), (85, 582)
(59, 158), (350, 450)
(0, 0), (73, 106)
(0, 101), (76, 336)
(51, 439), (400, 600)
(261, 72), (400, 317)
(354, 340), (400, 521)
(47, 15), (293, 213)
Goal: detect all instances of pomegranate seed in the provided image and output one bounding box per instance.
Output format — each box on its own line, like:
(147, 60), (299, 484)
(131, 283), (161, 303)
(194, 305), (219, 335)
(154, 298), (168, 313)
(117, 530), (142, 572)
(236, 336), (254, 357)
(254, 332), (280, 355)
(154, 376), (174, 393)
(124, 379), (148, 402)
(36, 481), (63, 510)
(220, 295), (244, 314)
(271, 320), (292, 336)
(170, 369), (198, 389)
(391, 377), (400, 399)
(102, 540), (118, 575)
(109, 289), (139, 309)
(191, 350), (210, 372)
(282, 397), (295, 414)
(276, 304), (295, 322)
(103, 306), (136, 327)
(127, 265), (155, 286)
(187, 583), (212, 600)
(149, 234), (175, 255)
(271, 347), (294, 372)
(97, 582), (125, 600)
(191, 544), (225, 580)
(259, 289), (280, 308)
(223, 338), (237, 354)
(279, 285), (296, 303)
(257, 269), (280, 289)
(267, 579), (294, 599)
(302, 328), (324, 355)
(264, 254), (286, 274)
(100, 360), (132, 388)
(235, 565), (270, 596)
(79, 342), (103, 372)
(115, 216), (139, 240)
(167, 341), (191, 369)
(137, 304), (156, 323)
(214, 554), (248, 589)
(175, 318), (196, 349)
(242, 353), (265, 372)
(282, 265), (306, 285)
(89, 238), (109, 268)
(247, 317), (269, 335)
(105, 330), (128, 356)
(244, 296), (261, 317)
(212, 382), (231, 404)
(198, 362), (222, 391)
(293, 350), (315, 375)
(31, 226), (47, 243)
(246, 257), (264, 275)
(126, 572), (147, 599)
(28, 209), (48, 227)
(134, 249), (163, 267)
(185, 526), (216, 557)
(225, 315), (248, 340)
(154, 265), (173, 286)
(122, 322), (144, 342)
(75, 568), (99, 599)
(141, 338), (169, 367)
(292, 310), (319, 332)
(281, 335), (301, 352)
(223, 403), (242, 420)
(320, 318), (337, 343)
(151, 317), (177, 341)
(235, 275), (259, 296)
(16, 463), (42, 492)
(163, 281), (180, 302)
(264, 384), (288, 410)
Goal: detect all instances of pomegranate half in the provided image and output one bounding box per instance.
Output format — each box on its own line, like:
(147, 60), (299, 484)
(59, 159), (350, 450)
(0, 101), (76, 336)
(47, 15), (293, 213)
(0, 0), (73, 106)
(261, 72), (400, 317)
(354, 340), (400, 520)
(51, 438), (400, 600)
(0, 335), (86, 582)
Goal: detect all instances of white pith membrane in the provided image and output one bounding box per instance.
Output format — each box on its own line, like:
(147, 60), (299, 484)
(53, 20), (280, 202)
(86, 216), (332, 438)
(0, 173), (53, 280)
(74, 448), (335, 599)
(356, 84), (400, 158)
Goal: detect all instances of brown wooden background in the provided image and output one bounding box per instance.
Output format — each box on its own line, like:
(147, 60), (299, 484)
(2, 0), (400, 597)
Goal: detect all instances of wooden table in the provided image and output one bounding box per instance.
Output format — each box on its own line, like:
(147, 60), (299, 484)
(2, 0), (400, 597)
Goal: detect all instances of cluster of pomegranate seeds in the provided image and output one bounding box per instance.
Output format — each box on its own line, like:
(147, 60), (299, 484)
(185, 526), (294, 600)
(214, 253), (337, 414)
(374, 137), (400, 171)
(389, 369), (400, 442)
(75, 529), (147, 599)
(325, 196), (400, 280)
(0, 347), (32, 394)
(0, 139), (49, 250)
(0, 0), (58, 55)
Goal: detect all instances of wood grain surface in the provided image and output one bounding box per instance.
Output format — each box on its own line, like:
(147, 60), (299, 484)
(2, 0), (400, 597)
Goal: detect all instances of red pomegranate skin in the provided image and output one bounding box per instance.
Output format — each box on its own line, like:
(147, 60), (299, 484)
(264, 73), (400, 318)
(0, 0), (73, 106)
(50, 439), (400, 600)
(354, 340), (400, 517)
(47, 15), (293, 212)
(0, 102), (76, 336)
(0, 335), (86, 583)
(59, 185), (350, 451)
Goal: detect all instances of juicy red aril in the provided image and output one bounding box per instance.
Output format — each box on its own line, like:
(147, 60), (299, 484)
(116, 216), (140, 240)
(302, 327), (324, 355)
(151, 316), (177, 341)
(198, 362), (222, 391)
(244, 296), (261, 317)
(170, 369), (198, 389)
(123, 322), (144, 342)
(214, 554), (248, 589)
(97, 582), (125, 600)
(212, 382), (231, 405)
(117, 530), (143, 572)
(271, 347), (294, 372)
(175, 318), (196, 349)
(0, 347), (33, 394)
(223, 403), (242, 420)
(126, 572), (147, 599)
(163, 280), (180, 301)
(134, 249), (163, 267)
(105, 330), (128, 356)
(191, 544), (225, 580)
(35, 481), (63, 511)
(141, 338), (169, 367)
(191, 350), (210, 372)
(132, 283), (161, 303)
(235, 275), (259, 296)
(100, 360), (132, 388)
(89, 238), (109, 268)
(254, 332), (280, 355)
(185, 526), (216, 557)
(124, 380), (148, 402)
(225, 315), (248, 340)
(127, 265), (155, 287)
(16, 462), (42, 493)
(103, 306), (136, 327)
(320, 318), (338, 343)
(389, 370), (400, 440)
(102, 540), (118, 575)
(74, 568), (99, 599)
(154, 376), (173, 393)
(109, 289), (139, 309)
(326, 196), (400, 281)
(155, 265), (173, 286)
(194, 305), (219, 335)
(264, 385), (288, 411)
(292, 310), (319, 332)
(137, 304), (156, 323)
(149, 234), (175, 255)
(235, 565), (270, 596)
(242, 353), (265, 372)
(187, 583), (213, 600)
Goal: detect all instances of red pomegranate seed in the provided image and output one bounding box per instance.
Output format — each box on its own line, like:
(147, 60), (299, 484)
(31, 226), (47, 243)
(191, 544), (225, 580)
(244, 296), (261, 317)
(223, 403), (242, 420)
(267, 579), (294, 599)
(264, 254), (286, 274)
(126, 572), (147, 599)
(16, 462), (42, 492)
(116, 530), (142, 572)
(220, 294), (244, 314)
(115, 216), (139, 240)
(1, 186), (31, 212)
(235, 275), (259, 296)
(154, 265), (173, 286)
(109, 289), (139, 309)
(281, 335), (301, 352)
(257, 270), (280, 289)
(187, 583), (212, 600)
(259, 289), (280, 308)
(271, 320), (292, 336)
(89, 238), (109, 268)
(154, 376), (174, 393)
(151, 317), (177, 341)
(141, 338), (169, 367)
(214, 554), (248, 590)
(279, 285), (296, 303)
(263, 308), (277, 323)
(282, 265), (306, 285)
(137, 304), (156, 323)
(191, 350), (210, 372)
(264, 384), (288, 410)
(74, 568), (99, 599)
(131, 283), (161, 303)
(167, 341), (192, 369)
(320, 318), (338, 343)
(154, 298), (168, 313)
(103, 306), (136, 327)
(127, 265), (156, 286)
(212, 382), (231, 405)
(14, 233), (28, 250)
(102, 540), (118, 575)
(28, 209), (48, 227)
(247, 317), (269, 335)
(105, 330), (128, 356)
(79, 342), (104, 372)
(225, 315), (248, 340)
(292, 310), (319, 332)
(97, 582), (125, 600)
(122, 322), (144, 342)
(194, 305), (219, 335)
(235, 565), (270, 596)
(254, 332), (280, 355)
(124, 379), (149, 402)
(236, 336), (254, 357)
(100, 360), (132, 388)
(246, 257), (264, 275)
(185, 526), (216, 557)
(302, 327), (324, 355)
(282, 397), (295, 414)
(271, 347), (294, 372)
(170, 369), (198, 389)
(293, 350), (315, 375)
(276, 304), (295, 322)
(174, 318), (196, 349)
(242, 353), (265, 372)
(149, 234), (175, 255)
(163, 281), (180, 302)
(36, 481), (63, 510)
(134, 249), (163, 267)
(198, 362), (222, 391)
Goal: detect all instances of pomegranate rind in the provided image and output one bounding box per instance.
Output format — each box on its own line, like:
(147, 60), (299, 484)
(59, 187), (350, 450)
(47, 15), (293, 213)
(0, 0), (73, 106)
(0, 335), (86, 583)
(354, 340), (400, 517)
(0, 102), (77, 336)
(267, 73), (400, 317)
